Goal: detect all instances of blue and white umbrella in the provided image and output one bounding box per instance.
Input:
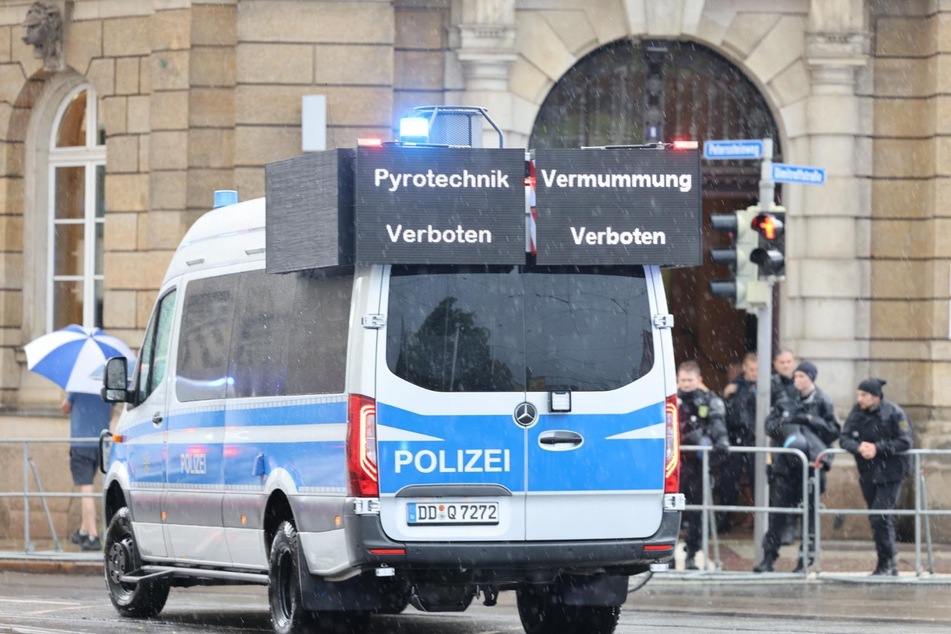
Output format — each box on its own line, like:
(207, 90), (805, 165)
(24, 325), (136, 395)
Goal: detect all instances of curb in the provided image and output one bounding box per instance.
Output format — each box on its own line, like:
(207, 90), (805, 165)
(0, 558), (102, 576)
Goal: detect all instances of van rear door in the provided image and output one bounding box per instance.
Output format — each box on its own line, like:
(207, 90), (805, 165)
(374, 264), (665, 543)
(374, 265), (527, 543)
(522, 266), (666, 540)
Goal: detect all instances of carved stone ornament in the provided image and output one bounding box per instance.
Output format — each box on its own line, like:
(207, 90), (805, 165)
(22, 1), (64, 71)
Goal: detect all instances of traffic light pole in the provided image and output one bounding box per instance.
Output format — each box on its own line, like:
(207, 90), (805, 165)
(753, 138), (774, 564)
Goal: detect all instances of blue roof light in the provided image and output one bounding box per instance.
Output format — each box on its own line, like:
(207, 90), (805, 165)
(399, 116), (429, 142)
(213, 190), (239, 209)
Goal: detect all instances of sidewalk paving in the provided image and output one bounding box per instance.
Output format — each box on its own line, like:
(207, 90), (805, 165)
(669, 524), (951, 580)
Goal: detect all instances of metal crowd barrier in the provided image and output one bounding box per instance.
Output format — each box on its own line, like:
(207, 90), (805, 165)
(684, 444), (949, 579)
(812, 447), (951, 577)
(682, 444), (812, 576)
(0, 436), (103, 554)
(2, 435), (947, 576)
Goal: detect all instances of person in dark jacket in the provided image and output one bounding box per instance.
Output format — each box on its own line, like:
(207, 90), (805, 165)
(840, 378), (913, 576)
(718, 351), (757, 532)
(768, 347), (800, 545)
(770, 348), (798, 407)
(677, 360), (729, 570)
(753, 361), (840, 573)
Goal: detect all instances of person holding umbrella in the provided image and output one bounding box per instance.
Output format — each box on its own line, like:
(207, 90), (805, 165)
(60, 392), (114, 550)
(23, 325), (133, 551)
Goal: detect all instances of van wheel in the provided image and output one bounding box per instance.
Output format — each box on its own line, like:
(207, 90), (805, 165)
(268, 521), (314, 634)
(104, 507), (170, 618)
(376, 588), (409, 614)
(516, 586), (620, 634)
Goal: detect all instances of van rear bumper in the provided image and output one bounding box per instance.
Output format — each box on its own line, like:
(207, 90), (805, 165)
(345, 508), (680, 572)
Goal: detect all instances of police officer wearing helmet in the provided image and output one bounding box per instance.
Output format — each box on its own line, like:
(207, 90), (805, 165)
(753, 361), (840, 573)
(840, 378), (913, 576)
(676, 360), (729, 571)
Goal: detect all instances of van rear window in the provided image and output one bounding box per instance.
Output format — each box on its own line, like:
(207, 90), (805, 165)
(386, 265), (654, 392)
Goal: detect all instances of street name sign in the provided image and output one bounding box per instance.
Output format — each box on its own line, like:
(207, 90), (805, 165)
(703, 139), (764, 160)
(772, 163), (826, 185)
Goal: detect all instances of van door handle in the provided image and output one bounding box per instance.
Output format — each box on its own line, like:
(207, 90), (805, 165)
(538, 431), (583, 446)
(152, 412), (163, 425)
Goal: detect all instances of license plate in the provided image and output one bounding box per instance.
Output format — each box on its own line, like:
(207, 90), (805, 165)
(407, 501), (499, 525)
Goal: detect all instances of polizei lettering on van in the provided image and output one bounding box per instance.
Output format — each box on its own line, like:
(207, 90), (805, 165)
(180, 452), (207, 475)
(386, 224), (492, 244)
(374, 168), (511, 192)
(394, 449), (512, 473)
(570, 226), (667, 246)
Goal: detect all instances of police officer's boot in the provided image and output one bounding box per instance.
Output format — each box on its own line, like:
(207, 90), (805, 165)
(871, 558), (897, 576)
(684, 549), (699, 571)
(752, 553), (776, 573)
(793, 540), (815, 573)
(792, 555), (814, 573)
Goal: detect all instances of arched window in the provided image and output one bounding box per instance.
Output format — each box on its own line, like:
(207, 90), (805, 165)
(531, 40), (781, 196)
(47, 85), (105, 330)
(531, 40), (783, 387)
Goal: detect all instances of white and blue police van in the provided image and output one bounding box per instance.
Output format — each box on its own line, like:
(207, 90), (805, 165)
(99, 107), (701, 634)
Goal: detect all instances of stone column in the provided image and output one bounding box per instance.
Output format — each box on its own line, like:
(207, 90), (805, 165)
(454, 0), (517, 146)
(787, 0), (870, 403)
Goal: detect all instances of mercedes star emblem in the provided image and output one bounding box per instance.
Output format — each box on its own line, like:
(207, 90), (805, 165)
(513, 402), (538, 427)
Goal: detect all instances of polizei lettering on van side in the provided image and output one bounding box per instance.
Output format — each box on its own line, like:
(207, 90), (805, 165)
(570, 226), (667, 246)
(386, 224), (492, 244)
(394, 449), (512, 473)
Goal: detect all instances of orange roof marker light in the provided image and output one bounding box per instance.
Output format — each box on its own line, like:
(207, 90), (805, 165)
(672, 140), (698, 150)
(357, 137), (383, 147)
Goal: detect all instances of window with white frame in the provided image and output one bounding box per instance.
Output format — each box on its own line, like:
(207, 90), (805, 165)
(48, 85), (106, 331)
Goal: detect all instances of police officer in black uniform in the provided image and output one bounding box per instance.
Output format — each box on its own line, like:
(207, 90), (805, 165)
(769, 348), (800, 545)
(840, 378), (913, 576)
(753, 361), (840, 573)
(770, 348), (798, 407)
(677, 360), (729, 571)
(718, 351), (757, 532)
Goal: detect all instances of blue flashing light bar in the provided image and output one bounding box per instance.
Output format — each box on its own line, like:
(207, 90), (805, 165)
(399, 116), (429, 142)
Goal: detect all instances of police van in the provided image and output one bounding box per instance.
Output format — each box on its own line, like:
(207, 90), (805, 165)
(99, 107), (700, 634)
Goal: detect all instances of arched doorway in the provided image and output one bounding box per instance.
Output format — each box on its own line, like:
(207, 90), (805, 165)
(531, 39), (782, 391)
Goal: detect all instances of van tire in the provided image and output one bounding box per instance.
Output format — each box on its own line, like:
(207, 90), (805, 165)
(516, 587), (620, 634)
(104, 507), (170, 618)
(268, 521), (314, 634)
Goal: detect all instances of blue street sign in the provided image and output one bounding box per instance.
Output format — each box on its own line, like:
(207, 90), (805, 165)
(703, 139), (764, 160)
(772, 163), (826, 185)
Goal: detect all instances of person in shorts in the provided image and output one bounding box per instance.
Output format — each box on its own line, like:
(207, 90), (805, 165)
(61, 392), (114, 551)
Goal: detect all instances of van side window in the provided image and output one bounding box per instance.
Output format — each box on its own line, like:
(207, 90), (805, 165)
(229, 270), (296, 398)
(285, 272), (352, 395)
(228, 269), (353, 398)
(134, 289), (177, 405)
(176, 274), (238, 402)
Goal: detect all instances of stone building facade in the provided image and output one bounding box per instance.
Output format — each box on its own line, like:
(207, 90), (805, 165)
(0, 0), (947, 537)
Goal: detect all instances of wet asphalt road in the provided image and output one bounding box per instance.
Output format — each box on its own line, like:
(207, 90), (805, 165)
(0, 571), (949, 633)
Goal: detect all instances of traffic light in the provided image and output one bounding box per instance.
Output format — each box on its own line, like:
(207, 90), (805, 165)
(750, 208), (786, 278)
(708, 207), (761, 309)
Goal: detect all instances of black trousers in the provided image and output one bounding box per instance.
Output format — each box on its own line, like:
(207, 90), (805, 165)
(761, 468), (819, 560)
(718, 450), (754, 524)
(680, 459), (706, 556)
(860, 477), (903, 563)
